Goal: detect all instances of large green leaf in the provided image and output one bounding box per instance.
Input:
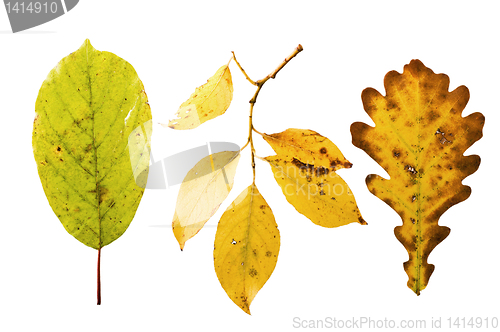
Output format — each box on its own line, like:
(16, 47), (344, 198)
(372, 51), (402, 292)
(32, 39), (152, 250)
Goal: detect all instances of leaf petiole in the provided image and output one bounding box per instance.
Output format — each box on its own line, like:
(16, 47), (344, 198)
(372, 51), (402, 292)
(97, 247), (101, 305)
(231, 51), (256, 86)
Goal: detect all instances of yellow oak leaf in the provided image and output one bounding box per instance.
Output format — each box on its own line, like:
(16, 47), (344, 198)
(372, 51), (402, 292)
(167, 65), (233, 130)
(214, 184), (279, 315)
(351, 59), (485, 295)
(172, 150), (240, 250)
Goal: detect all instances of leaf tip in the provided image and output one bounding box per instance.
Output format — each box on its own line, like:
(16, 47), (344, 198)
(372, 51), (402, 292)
(78, 39), (97, 56)
(82, 38), (94, 50)
(358, 217), (367, 225)
(241, 305), (251, 315)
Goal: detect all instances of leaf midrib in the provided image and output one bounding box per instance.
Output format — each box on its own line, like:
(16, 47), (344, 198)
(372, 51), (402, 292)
(392, 76), (423, 294)
(392, 75), (449, 294)
(86, 42), (101, 249)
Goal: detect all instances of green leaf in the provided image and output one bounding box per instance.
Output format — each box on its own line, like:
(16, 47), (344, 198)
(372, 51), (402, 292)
(32, 39), (152, 250)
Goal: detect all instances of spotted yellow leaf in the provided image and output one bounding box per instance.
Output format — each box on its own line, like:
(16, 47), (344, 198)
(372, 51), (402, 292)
(173, 150), (240, 250)
(167, 65), (233, 130)
(214, 184), (279, 315)
(262, 128), (352, 171)
(265, 156), (365, 228)
(263, 129), (365, 227)
(351, 59), (485, 295)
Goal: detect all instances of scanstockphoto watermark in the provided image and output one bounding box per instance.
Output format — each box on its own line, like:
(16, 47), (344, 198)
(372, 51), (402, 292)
(292, 316), (499, 329)
(293, 317), (426, 329)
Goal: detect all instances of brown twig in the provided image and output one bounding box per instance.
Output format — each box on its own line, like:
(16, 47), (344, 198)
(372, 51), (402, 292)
(250, 44), (303, 104)
(233, 44), (303, 182)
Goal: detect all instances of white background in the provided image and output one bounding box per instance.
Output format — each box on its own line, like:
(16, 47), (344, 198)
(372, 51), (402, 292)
(1, 1), (499, 331)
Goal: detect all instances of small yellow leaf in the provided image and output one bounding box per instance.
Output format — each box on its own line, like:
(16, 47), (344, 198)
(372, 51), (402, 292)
(172, 150), (240, 250)
(262, 128), (352, 171)
(214, 184), (279, 315)
(167, 65), (233, 130)
(266, 156), (366, 227)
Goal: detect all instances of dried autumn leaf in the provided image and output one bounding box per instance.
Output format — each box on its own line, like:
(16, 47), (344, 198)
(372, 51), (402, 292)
(266, 157), (365, 227)
(262, 128), (353, 170)
(351, 59), (484, 295)
(173, 150), (240, 250)
(214, 184), (279, 315)
(263, 129), (366, 227)
(167, 65), (233, 130)
(32, 39), (151, 302)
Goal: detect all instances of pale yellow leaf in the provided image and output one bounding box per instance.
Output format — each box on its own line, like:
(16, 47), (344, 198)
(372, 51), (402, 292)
(214, 184), (279, 314)
(167, 65), (233, 130)
(266, 156), (366, 227)
(172, 150), (240, 250)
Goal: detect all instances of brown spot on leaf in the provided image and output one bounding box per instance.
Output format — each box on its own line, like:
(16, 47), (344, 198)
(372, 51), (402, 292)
(98, 186), (109, 204)
(383, 198), (394, 208)
(330, 159), (353, 169)
(292, 158), (330, 176)
(404, 165), (418, 175)
(249, 269), (258, 278)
